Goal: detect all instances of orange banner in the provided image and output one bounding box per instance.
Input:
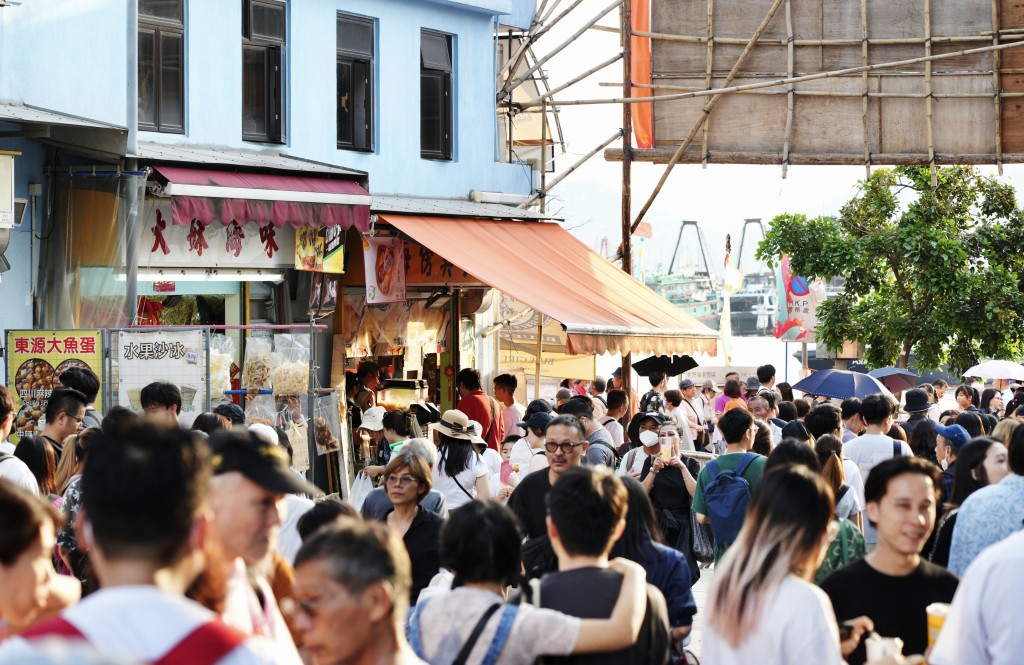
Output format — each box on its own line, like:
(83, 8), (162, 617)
(630, 0), (653, 149)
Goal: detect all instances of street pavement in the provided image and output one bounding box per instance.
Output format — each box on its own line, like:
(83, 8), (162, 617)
(687, 563), (715, 659)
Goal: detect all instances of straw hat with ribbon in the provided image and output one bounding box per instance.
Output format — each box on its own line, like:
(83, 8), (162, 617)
(430, 409), (478, 441)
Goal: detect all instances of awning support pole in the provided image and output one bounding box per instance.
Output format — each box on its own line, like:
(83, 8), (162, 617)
(535, 313), (543, 400)
(619, 0), (634, 399)
(124, 160), (140, 326)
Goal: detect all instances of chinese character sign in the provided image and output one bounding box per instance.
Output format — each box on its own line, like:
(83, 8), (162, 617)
(6, 330), (104, 443)
(118, 330), (206, 427)
(772, 254), (827, 342)
(363, 236), (406, 305)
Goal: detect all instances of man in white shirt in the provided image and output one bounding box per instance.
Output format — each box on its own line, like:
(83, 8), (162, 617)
(601, 389), (628, 453)
(843, 394), (912, 545)
(747, 396), (782, 446)
(0, 423), (282, 663)
(509, 412), (553, 475)
(930, 529), (1024, 665)
(208, 430), (320, 664)
(494, 373), (527, 440)
(0, 387), (40, 495)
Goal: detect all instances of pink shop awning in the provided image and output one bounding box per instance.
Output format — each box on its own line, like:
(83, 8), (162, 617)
(153, 166), (372, 231)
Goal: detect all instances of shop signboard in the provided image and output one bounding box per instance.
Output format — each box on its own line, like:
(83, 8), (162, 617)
(339, 237), (482, 287)
(142, 201), (295, 269)
(296, 225), (345, 273)
(363, 236), (406, 304)
(117, 329), (206, 427)
(6, 330), (104, 443)
(500, 349), (596, 381)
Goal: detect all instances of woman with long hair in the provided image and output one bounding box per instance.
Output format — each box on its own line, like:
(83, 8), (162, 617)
(814, 434), (862, 530)
(12, 437), (58, 499)
(776, 382), (795, 402)
(704, 465), (872, 663)
(908, 418), (938, 464)
(979, 388), (1003, 418)
(925, 436), (1010, 567)
(429, 410), (491, 511)
(991, 417), (1021, 447)
(610, 476), (697, 643)
(52, 428), (101, 586)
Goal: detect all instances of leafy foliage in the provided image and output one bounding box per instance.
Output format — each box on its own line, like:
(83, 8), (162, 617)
(756, 166), (1024, 373)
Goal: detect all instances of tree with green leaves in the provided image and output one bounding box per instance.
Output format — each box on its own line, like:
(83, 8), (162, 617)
(756, 165), (1024, 373)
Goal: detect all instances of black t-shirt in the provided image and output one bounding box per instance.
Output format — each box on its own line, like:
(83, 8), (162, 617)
(388, 506), (444, 605)
(539, 567), (670, 665)
(507, 469), (553, 541)
(820, 558), (959, 665)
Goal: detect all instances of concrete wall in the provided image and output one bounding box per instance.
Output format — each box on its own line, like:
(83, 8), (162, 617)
(0, 0), (129, 126)
(0, 136), (48, 335)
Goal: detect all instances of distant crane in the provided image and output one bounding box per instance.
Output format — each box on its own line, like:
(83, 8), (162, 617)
(736, 218), (769, 274)
(667, 221), (716, 278)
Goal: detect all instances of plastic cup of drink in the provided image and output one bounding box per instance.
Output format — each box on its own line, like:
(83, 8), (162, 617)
(927, 602), (951, 648)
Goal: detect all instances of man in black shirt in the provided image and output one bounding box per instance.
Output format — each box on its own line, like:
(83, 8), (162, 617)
(538, 466), (670, 665)
(821, 456), (958, 665)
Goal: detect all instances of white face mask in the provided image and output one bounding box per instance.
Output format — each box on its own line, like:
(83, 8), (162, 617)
(940, 458), (949, 470)
(639, 430), (659, 447)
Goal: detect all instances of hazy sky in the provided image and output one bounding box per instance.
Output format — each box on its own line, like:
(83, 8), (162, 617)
(536, 0), (1023, 277)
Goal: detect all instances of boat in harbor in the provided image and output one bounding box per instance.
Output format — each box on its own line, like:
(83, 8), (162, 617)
(645, 221), (721, 328)
(729, 219), (777, 337)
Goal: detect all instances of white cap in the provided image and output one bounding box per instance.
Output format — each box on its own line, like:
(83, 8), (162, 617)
(248, 423), (278, 447)
(360, 406), (386, 431)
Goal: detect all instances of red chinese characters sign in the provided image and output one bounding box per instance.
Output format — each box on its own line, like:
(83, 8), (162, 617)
(6, 330), (104, 443)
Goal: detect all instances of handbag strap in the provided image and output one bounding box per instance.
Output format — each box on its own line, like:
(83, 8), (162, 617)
(439, 449), (477, 502)
(453, 603), (502, 665)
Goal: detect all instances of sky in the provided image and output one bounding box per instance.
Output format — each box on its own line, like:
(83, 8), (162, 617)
(533, 0), (1024, 278)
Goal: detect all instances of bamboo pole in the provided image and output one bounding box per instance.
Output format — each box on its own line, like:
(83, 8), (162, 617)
(519, 38), (1024, 108)
(701, 0), (715, 168)
(620, 0), (787, 247)
(860, 0), (871, 177)
(522, 52), (623, 106)
(624, 29), (992, 47)
(601, 84), (1024, 100)
(781, 0), (795, 179)
(924, 0), (937, 187)
(506, 0), (624, 95)
(993, 0), (1004, 175)
(498, 0), (585, 85)
(518, 130), (625, 207)
(604, 148), (1024, 165)
(541, 97), (548, 215)
(620, 0), (633, 400)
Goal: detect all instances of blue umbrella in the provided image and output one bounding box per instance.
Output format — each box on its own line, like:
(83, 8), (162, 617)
(868, 367), (920, 393)
(792, 369), (892, 400)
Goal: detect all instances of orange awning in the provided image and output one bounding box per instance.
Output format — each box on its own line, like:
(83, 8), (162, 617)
(380, 214), (719, 356)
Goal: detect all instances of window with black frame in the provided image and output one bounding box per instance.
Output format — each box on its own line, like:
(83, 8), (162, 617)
(337, 14), (374, 151)
(138, 0), (185, 133)
(242, 0), (286, 143)
(420, 31), (453, 160)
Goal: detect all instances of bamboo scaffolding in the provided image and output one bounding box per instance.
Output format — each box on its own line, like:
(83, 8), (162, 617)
(625, 29), (992, 47)
(993, 0), (1004, 174)
(505, 0), (624, 95)
(597, 83), (1024, 99)
(924, 0), (937, 187)
(616, 0), (788, 248)
(701, 0), (715, 168)
(860, 0), (870, 177)
(518, 130), (624, 207)
(781, 0), (795, 178)
(527, 44), (567, 153)
(604, 149), (1024, 166)
(520, 38), (1024, 109)
(619, 0), (633, 394)
(522, 52), (623, 107)
(498, 0), (585, 86)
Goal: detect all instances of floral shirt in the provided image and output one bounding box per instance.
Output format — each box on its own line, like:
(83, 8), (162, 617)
(55, 475), (88, 582)
(948, 474), (1024, 576)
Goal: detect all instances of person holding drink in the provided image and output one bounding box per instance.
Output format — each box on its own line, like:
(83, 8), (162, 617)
(617, 413), (702, 582)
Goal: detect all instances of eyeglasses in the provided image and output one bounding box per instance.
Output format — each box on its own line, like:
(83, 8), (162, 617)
(385, 475), (418, 487)
(66, 413), (84, 425)
(658, 431), (678, 438)
(544, 441), (585, 454)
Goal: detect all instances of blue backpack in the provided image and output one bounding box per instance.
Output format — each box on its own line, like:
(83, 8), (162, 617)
(703, 452), (758, 547)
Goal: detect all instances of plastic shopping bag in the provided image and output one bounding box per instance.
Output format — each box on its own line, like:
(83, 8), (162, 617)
(350, 471), (373, 511)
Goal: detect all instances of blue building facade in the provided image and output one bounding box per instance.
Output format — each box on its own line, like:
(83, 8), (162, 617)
(0, 0), (537, 334)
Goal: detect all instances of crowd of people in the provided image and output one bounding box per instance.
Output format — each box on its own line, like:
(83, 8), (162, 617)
(0, 360), (1021, 664)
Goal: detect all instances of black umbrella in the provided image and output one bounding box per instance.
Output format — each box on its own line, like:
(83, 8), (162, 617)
(631, 355), (699, 377)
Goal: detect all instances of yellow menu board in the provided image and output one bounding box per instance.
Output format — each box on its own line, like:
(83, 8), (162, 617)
(6, 330), (103, 443)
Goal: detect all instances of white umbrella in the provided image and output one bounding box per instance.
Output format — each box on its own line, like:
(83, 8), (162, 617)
(962, 359), (1024, 380)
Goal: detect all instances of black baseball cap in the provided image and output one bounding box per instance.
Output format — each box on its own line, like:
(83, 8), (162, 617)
(210, 430), (320, 496)
(517, 411), (554, 432)
(213, 403), (246, 425)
